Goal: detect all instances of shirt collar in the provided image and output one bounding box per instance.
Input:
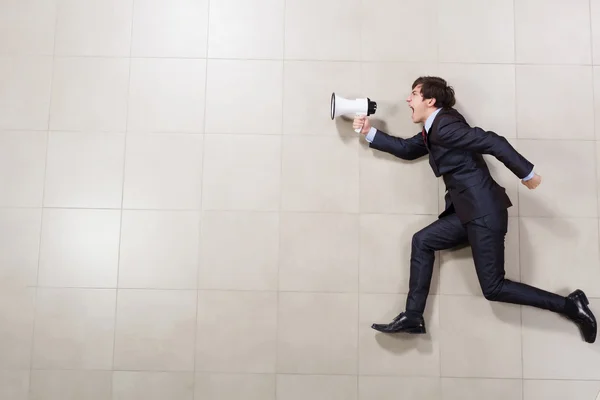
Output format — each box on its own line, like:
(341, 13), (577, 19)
(424, 108), (441, 133)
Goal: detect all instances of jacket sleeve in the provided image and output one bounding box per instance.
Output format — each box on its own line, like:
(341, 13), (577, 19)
(431, 116), (534, 179)
(369, 130), (428, 161)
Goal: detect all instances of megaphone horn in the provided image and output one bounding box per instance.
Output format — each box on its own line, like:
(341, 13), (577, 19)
(330, 92), (377, 133)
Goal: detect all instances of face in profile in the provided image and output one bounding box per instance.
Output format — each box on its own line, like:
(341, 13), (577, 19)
(406, 83), (438, 124)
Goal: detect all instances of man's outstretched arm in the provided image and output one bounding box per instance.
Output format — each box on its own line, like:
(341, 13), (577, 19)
(354, 116), (428, 160)
(366, 127), (428, 160)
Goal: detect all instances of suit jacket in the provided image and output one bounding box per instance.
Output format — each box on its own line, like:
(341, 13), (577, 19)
(369, 108), (533, 223)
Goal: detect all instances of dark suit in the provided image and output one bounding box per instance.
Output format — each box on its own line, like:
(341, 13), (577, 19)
(369, 108), (566, 315)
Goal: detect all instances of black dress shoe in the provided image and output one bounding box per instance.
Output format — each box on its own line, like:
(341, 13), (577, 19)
(371, 312), (426, 334)
(565, 289), (597, 343)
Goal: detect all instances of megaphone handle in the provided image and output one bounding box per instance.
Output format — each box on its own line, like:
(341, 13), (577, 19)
(354, 113), (365, 133)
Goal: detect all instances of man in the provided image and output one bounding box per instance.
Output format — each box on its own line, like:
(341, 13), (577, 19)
(354, 76), (597, 343)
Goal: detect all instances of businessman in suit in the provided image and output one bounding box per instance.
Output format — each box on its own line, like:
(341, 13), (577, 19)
(354, 76), (597, 343)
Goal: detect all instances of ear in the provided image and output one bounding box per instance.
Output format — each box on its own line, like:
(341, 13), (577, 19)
(426, 97), (436, 107)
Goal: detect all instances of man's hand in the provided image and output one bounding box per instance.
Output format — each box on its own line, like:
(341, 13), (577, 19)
(521, 173), (542, 189)
(352, 116), (371, 135)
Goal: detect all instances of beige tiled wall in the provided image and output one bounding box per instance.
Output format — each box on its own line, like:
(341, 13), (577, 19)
(1, 0), (600, 399)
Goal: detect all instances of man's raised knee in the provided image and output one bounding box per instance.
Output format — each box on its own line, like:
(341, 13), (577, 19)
(412, 231), (428, 249)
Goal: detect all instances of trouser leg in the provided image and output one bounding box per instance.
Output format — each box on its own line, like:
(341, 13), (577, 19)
(467, 209), (567, 313)
(406, 213), (468, 314)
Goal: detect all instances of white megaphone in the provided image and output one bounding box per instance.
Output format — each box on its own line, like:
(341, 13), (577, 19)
(330, 92), (377, 133)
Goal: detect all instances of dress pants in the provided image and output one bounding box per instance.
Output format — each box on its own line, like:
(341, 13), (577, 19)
(405, 209), (567, 315)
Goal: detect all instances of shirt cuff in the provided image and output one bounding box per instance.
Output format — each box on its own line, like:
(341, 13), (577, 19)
(365, 127), (377, 143)
(522, 169), (535, 181)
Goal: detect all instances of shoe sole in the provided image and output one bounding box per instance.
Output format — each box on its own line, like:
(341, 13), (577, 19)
(405, 327), (426, 334)
(371, 326), (426, 334)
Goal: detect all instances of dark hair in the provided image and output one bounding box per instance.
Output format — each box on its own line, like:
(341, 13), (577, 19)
(412, 76), (456, 108)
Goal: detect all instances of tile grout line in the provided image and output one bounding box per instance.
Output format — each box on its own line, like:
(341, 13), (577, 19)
(590, 0), (600, 275)
(110, 0), (137, 386)
(40, 53), (600, 67)
(275, 0), (286, 393)
(26, 366), (600, 382)
(435, 0), (443, 384)
(193, 0), (212, 397)
(27, 0), (60, 394)
(512, 0), (525, 395)
(23, 365), (600, 380)
(6, 126), (600, 142)
(27, 121), (51, 386)
(14, 286), (600, 299)
(3, 205), (600, 220)
(356, 0), (364, 390)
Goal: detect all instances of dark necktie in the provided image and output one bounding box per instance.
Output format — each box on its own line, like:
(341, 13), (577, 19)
(422, 127), (427, 145)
